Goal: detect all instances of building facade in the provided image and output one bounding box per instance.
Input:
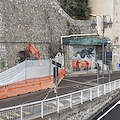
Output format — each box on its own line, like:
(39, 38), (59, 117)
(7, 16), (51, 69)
(62, 35), (109, 73)
(88, 0), (120, 70)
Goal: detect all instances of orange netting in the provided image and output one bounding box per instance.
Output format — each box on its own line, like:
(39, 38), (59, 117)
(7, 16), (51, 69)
(0, 69), (65, 99)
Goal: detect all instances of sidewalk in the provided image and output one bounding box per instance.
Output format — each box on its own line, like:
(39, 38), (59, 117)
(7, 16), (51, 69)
(65, 69), (120, 84)
(66, 69), (98, 76)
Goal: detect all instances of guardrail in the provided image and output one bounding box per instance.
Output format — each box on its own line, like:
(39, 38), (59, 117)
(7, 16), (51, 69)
(0, 79), (120, 120)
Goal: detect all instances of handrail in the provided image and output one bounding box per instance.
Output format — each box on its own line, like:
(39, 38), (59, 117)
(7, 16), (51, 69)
(0, 80), (119, 110)
(0, 79), (120, 120)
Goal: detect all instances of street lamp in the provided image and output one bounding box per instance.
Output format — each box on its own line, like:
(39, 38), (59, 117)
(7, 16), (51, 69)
(91, 14), (113, 83)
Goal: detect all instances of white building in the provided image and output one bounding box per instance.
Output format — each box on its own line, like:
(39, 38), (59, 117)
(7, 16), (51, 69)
(88, 0), (120, 70)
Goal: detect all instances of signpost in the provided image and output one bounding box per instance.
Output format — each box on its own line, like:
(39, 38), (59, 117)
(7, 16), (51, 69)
(98, 52), (112, 82)
(52, 60), (61, 96)
(52, 60), (61, 68)
(53, 67), (58, 83)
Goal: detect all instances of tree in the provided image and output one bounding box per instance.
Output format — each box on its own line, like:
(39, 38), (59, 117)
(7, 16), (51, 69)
(74, 2), (91, 19)
(58, 0), (91, 20)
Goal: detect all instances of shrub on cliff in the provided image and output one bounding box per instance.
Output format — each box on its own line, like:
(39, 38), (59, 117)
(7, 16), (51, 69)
(58, 0), (91, 20)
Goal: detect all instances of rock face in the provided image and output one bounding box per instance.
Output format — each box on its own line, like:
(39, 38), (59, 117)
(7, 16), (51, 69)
(0, 0), (96, 71)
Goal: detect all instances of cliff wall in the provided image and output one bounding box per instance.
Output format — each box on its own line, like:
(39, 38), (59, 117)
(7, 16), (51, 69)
(0, 0), (96, 71)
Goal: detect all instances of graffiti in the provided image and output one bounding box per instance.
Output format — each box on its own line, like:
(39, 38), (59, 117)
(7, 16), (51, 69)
(73, 60), (92, 71)
(74, 47), (94, 59)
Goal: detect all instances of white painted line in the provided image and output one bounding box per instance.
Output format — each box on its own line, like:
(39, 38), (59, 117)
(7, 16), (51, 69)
(64, 79), (95, 87)
(97, 100), (120, 120)
(64, 79), (84, 84)
(51, 101), (64, 107)
(72, 97), (81, 103)
(65, 97), (87, 103)
(118, 100), (120, 104)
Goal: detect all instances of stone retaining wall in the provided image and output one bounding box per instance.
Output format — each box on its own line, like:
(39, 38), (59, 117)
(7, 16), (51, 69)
(0, 0), (96, 71)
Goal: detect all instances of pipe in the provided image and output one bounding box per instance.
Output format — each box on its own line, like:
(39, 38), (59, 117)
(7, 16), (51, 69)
(61, 33), (98, 50)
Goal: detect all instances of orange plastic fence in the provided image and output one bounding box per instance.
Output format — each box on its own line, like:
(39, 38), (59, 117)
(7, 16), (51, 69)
(0, 69), (65, 100)
(73, 60), (92, 69)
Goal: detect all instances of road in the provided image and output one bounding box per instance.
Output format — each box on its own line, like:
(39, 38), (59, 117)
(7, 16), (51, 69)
(92, 95), (120, 120)
(100, 104), (120, 120)
(0, 70), (96, 109)
(101, 104), (120, 120)
(0, 70), (120, 109)
(0, 70), (120, 120)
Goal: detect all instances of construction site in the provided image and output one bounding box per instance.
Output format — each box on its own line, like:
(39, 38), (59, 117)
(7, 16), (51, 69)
(0, 0), (97, 100)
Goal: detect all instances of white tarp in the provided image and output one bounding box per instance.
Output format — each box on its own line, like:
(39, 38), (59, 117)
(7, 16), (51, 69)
(0, 56), (63, 86)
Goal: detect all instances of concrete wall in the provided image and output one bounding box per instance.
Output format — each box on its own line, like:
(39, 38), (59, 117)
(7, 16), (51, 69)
(0, 0), (97, 72)
(112, 0), (120, 70)
(64, 45), (74, 73)
(34, 89), (120, 120)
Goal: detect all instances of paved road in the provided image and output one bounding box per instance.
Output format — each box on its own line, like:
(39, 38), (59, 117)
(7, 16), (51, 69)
(0, 70), (120, 120)
(92, 96), (120, 120)
(101, 104), (120, 120)
(0, 70), (120, 109)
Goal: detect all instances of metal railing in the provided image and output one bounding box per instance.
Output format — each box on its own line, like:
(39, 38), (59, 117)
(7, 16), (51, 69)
(0, 79), (120, 120)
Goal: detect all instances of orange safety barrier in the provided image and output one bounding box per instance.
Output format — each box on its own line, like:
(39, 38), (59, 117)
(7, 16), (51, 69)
(0, 69), (65, 100)
(73, 60), (92, 69)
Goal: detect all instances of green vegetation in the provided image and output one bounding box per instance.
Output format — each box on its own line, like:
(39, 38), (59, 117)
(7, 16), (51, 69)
(58, 0), (91, 20)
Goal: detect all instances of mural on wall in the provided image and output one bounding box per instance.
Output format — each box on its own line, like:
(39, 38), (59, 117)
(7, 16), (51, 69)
(72, 46), (96, 70)
(73, 46), (95, 60)
(74, 47), (94, 59)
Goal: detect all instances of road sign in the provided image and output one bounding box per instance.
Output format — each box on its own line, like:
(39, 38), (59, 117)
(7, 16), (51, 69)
(52, 60), (61, 68)
(97, 52), (112, 60)
(97, 52), (112, 65)
(119, 64), (120, 69)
